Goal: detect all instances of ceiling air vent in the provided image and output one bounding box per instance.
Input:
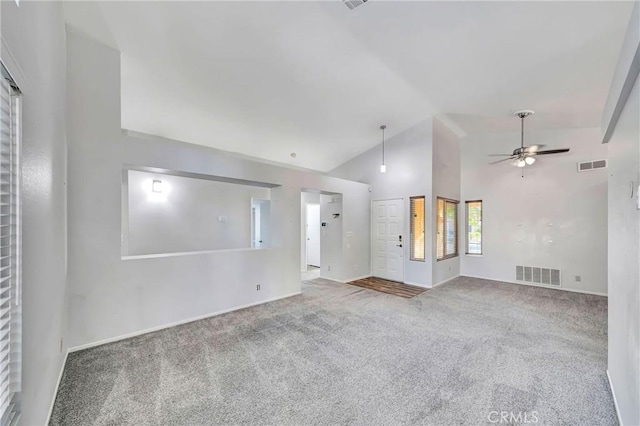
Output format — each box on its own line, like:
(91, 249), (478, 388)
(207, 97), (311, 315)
(578, 159), (607, 172)
(342, 0), (368, 10)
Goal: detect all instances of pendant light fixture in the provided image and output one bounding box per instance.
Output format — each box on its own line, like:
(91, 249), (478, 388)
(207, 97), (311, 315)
(380, 124), (387, 173)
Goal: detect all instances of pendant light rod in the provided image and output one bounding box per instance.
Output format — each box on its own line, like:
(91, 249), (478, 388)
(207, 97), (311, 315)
(520, 115), (524, 150)
(514, 110), (534, 151)
(380, 124), (387, 173)
(380, 124), (386, 164)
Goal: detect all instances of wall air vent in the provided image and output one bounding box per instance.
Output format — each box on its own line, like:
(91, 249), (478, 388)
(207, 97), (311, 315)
(342, 0), (368, 10)
(577, 159), (607, 172)
(515, 265), (561, 286)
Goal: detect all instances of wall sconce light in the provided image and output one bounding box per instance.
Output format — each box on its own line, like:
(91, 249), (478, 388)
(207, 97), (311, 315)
(152, 179), (163, 193)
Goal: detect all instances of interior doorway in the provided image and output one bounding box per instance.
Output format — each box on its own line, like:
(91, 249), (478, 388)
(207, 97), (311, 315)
(251, 198), (270, 248)
(301, 191), (322, 281)
(372, 198), (404, 282)
(306, 204), (321, 267)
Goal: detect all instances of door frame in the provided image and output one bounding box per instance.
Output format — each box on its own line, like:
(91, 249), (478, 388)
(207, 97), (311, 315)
(371, 197), (405, 283)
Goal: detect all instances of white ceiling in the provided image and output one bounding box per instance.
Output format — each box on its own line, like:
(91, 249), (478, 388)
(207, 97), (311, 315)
(64, 1), (633, 172)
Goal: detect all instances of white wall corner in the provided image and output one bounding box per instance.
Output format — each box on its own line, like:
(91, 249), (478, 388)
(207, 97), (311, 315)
(601, 2), (640, 143)
(607, 370), (624, 426)
(46, 349), (69, 425)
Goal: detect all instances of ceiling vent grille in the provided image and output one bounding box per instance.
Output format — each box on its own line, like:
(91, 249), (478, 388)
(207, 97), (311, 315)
(577, 159), (607, 172)
(516, 265), (561, 286)
(342, 0), (368, 10)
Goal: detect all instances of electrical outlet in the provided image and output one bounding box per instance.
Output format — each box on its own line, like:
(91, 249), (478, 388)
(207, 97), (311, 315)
(354, 264), (358, 271)
(327, 265), (331, 271)
(256, 284), (261, 291)
(575, 275), (581, 282)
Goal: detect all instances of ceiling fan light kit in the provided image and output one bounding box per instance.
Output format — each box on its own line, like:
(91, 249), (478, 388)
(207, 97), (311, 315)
(489, 110), (570, 174)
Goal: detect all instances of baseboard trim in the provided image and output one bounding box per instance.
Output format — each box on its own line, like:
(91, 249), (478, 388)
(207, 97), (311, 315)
(68, 292), (302, 353)
(46, 348), (69, 425)
(320, 275), (372, 284)
(341, 275), (372, 284)
(432, 274), (461, 288)
(403, 280), (429, 289)
(461, 274), (608, 297)
(607, 370), (624, 426)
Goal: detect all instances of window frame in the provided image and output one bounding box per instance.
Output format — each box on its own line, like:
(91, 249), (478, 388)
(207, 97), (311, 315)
(436, 197), (459, 261)
(409, 196), (425, 262)
(465, 200), (483, 255)
(0, 61), (22, 425)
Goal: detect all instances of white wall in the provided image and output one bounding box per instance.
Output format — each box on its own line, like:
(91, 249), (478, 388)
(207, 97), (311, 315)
(604, 3), (639, 420)
(331, 119), (434, 287)
(432, 117), (461, 285)
(1, 2), (68, 424)
(607, 74), (639, 426)
(460, 127), (608, 295)
(320, 193), (344, 280)
(126, 170), (270, 255)
(66, 31), (371, 348)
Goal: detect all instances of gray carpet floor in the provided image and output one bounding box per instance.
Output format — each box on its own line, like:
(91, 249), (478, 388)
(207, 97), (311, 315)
(50, 277), (615, 425)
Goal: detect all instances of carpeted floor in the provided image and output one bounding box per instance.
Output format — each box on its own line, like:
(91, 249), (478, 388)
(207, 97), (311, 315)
(50, 277), (615, 425)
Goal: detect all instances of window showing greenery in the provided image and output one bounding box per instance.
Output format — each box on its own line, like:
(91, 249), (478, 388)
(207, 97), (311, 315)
(410, 196), (425, 261)
(437, 197), (459, 260)
(466, 201), (482, 255)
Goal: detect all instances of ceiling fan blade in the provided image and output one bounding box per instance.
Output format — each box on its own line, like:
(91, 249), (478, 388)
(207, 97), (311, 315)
(535, 148), (570, 155)
(489, 156), (517, 164)
(524, 144), (546, 153)
(488, 154), (514, 157)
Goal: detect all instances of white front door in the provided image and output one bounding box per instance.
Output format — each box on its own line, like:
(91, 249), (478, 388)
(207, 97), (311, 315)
(372, 199), (404, 282)
(306, 204), (321, 267)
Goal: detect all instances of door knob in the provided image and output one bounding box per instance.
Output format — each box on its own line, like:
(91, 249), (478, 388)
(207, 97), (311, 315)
(396, 244), (402, 247)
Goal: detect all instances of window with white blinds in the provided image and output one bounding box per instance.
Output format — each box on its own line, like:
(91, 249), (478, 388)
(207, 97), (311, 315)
(0, 63), (21, 426)
(465, 200), (482, 255)
(409, 196), (425, 261)
(436, 197), (458, 261)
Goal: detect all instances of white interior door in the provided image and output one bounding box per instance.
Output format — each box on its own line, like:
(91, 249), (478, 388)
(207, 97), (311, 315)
(306, 204), (321, 267)
(372, 199), (404, 282)
(251, 206), (261, 248)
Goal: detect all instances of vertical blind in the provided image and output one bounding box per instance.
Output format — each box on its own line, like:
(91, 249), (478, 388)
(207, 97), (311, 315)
(0, 65), (21, 426)
(409, 196), (425, 261)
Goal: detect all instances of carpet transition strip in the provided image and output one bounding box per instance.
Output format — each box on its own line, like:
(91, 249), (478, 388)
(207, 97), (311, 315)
(346, 276), (427, 298)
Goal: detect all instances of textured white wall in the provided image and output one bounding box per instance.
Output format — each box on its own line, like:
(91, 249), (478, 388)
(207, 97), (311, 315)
(127, 170), (270, 255)
(320, 194), (344, 280)
(432, 117), (461, 285)
(66, 31), (371, 348)
(2, 2), (68, 424)
(330, 120), (434, 287)
(460, 127), (608, 295)
(607, 74), (639, 426)
(606, 59), (640, 426)
(603, 5), (640, 423)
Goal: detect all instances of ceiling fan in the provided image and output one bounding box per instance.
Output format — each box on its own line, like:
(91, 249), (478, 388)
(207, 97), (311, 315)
(489, 110), (570, 169)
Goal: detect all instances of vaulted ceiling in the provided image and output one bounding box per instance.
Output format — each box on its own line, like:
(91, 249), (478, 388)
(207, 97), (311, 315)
(64, 1), (633, 171)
